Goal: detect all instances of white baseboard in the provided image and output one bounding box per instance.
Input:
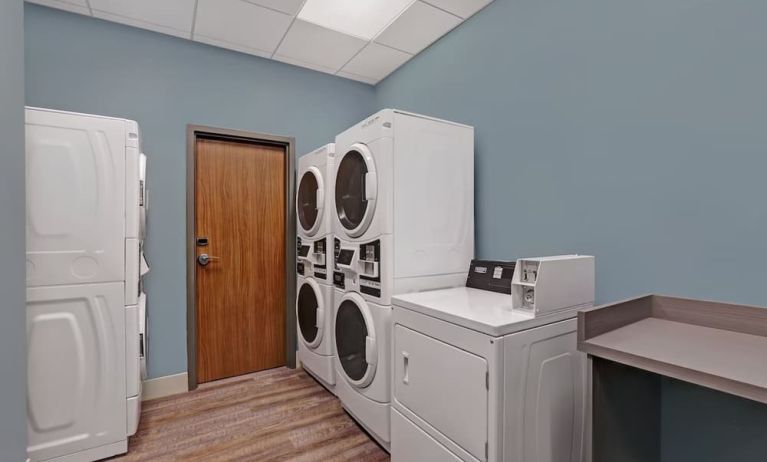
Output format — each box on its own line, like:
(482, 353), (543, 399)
(142, 372), (189, 401)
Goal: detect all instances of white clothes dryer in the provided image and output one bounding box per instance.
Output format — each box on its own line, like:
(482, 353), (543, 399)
(332, 109), (475, 301)
(297, 144), (335, 286)
(25, 107), (147, 462)
(333, 289), (392, 449)
(296, 275), (335, 389)
(298, 144), (334, 241)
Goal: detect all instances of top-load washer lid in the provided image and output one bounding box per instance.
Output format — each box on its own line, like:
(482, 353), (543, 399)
(297, 166), (325, 236)
(335, 292), (377, 388)
(296, 278), (324, 348)
(335, 144), (377, 238)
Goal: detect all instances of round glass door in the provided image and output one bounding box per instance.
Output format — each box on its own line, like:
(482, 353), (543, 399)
(297, 167), (324, 236)
(296, 279), (323, 348)
(335, 294), (376, 387)
(335, 144), (376, 238)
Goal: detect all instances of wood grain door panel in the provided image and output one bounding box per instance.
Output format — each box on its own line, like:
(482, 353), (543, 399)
(195, 137), (286, 383)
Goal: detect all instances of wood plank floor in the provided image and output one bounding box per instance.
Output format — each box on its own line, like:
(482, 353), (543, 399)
(109, 368), (390, 462)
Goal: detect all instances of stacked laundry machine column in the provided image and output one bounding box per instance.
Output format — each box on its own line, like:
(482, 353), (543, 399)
(296, 144), (337, 392)
(25, 107), (149, 462)
(331, 109), (474, 450)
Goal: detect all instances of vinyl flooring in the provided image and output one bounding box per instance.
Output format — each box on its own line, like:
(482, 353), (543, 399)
(109, 367), (390, 462)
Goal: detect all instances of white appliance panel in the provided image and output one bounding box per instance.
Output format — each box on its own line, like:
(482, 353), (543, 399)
(125, 143), (140, 239)
(503, 319), (586, 462)
(391, 409), (469, 462)
(125, 303), (140, 398)
(125, 238), (139, 305)
(127, 396), (140, 437)
(393, 324), (488, 460)
(25, 109), (127, 287)
(393, 112), (474, 279)
(139, 153), (147, 241)
(138, 291), (148, 379)
(27, 282), (127, 461)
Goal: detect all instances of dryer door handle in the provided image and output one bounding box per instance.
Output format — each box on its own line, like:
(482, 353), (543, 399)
(365, 336), (377, 366)
(364, 172), (377, 201)
(316, 186), (324, 211)
(402, 351), (410, 385)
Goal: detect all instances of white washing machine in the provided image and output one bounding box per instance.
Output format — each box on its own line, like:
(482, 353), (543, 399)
(390, 288), (588, 462)
(332, 288), (391, 449)
(332, 109), (475, 305)
(25, 107), (148, 462)
(331, 109), (475, 450)
(296, 144), (336, 390)
(296, 275), (335, 390)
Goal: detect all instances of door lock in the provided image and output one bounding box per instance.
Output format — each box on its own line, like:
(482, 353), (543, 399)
(197, 253), (220, 266)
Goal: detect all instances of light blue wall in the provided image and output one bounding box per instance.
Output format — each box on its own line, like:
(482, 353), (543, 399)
(376, 1), (767, 459)
(24, 4), (377, 379)
(377, 0), (767, 307)
(0, 0), (27, 459)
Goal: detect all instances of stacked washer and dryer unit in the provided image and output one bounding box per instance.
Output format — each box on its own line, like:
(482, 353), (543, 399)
(25, 107), (149, 462)
(330, 109), (475, 450)
(296, 144), (338, 392)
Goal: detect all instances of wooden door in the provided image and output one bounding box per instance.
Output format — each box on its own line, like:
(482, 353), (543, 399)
(195, 137), (286, 383)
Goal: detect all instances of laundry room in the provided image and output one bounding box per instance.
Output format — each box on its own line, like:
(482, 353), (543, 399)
(2, 0), (767, 461)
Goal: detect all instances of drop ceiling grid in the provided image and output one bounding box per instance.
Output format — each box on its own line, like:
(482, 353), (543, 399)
(25, 0), (493, 84)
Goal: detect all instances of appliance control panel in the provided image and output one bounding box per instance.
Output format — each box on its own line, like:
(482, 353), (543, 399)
(312, 239), (327, 280)
(297, 236), (329, 280)
(465, 259), (516, 294)
(296, 237), (307, 276)
(333, 238), (381, 296)
(358, 240), (381, 298)
(333, 238), (345, 289)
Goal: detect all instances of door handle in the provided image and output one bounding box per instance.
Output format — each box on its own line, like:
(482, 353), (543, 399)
(402, 351), (410, 385)
(197, 253), (220, 266)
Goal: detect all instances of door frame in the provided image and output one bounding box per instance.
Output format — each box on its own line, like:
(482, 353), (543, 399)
(186, 124), (296, 391)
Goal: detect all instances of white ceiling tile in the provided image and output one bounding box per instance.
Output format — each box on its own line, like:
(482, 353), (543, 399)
(194, 34), (272, 58)
(375, 1), (461, 55)
(92, 11), (192, 39)
(275, 20), (366, 73)
(336, 70), (378, 85)
(242, 0), (306, 16)
(26, 0), (91, 16)
(340, 43), (412, 82)
(194, 0), (293, 56)
(421, 0), (491, 19)
(89, 0), (195, 32)
(273, 55), (337, 76)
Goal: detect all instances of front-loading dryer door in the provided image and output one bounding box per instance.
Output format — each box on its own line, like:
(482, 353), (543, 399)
(297, 278), (325, 349)
(335, 292), (377, 388)
(335, 144), (377, 238)
(297, 166), (325, 237)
